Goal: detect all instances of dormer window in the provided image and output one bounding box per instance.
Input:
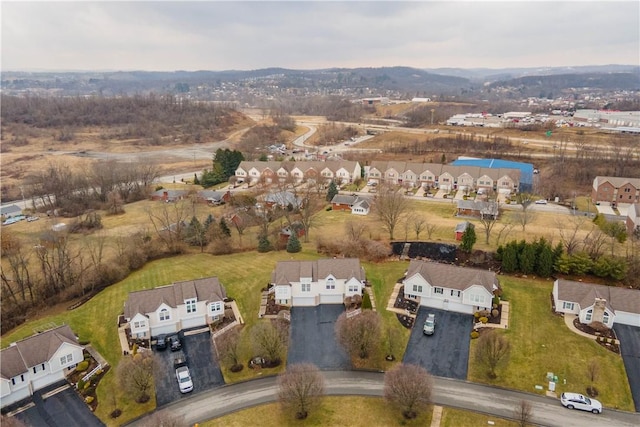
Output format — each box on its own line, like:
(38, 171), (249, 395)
(159, 308), (170, 321)
(185, 298), (197, 313)
(326, 277), (335, 290)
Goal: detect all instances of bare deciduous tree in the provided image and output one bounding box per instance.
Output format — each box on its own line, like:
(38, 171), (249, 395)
(374, 185), (410, 240)
(277, 363), (325, 420)
(251, 319), (289, 365)
(296, 185), (324, 242)
(147, 201), (189, 254)
(117, 352), (157, 403)
(335, 310), (382, 359)
(495, 222), (515, 247)
(345, 220), (368, 242)
(475, 330), (511, 379)
(425, 223), (438, 240)
(557, 216), (588, 255)
(515, 193), (536, 232)
(514, 400), (533, 427)
(478, 206), (500, 244)
(215, 326), (243, 371)
(384, 363), (433, 419)
(410, 213), (427, 240)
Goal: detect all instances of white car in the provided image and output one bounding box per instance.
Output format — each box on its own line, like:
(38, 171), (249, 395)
(560, 392), (602, 414)
(175, 366), (193, 393)
(423, 313), (436, 335)
(535, 199), (547, 205)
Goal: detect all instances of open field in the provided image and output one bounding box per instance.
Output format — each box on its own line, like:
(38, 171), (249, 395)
(468, 275), (634, 412)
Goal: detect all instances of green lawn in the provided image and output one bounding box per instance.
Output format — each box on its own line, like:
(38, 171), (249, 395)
(201, 396), (432, 427)
(440, 407), (517, 427)
(468, 276), (634, 412)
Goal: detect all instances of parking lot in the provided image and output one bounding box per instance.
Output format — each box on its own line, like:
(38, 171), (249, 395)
(614, 324), (640, 412)
(403, 307), (474, 380)
(12, 382), (104, 427)
(154, 330), (224, 407)
(288, 305), (350, 370)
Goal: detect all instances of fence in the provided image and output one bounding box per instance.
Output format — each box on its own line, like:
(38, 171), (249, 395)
(82, 363), (103, 383)
(346, 308), (362, 319)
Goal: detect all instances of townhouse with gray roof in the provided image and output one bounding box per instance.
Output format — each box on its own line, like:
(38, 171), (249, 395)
(553, 279), (640, 328)
(123, 277), (227, 340)
(1, 325), (83, 408)
(271, 258), (366, 306)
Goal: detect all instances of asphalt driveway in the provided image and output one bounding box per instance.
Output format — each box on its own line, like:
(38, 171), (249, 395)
(154, 330), (224, 407)
(13, 382), (104, 427)
(287, 305), (351, 370)
(403, 307), (474, 379)
(613, 324), (640, 412)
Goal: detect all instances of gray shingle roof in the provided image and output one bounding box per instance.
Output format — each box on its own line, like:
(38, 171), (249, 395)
(1, 325), (79, 380)
(406, 260), (499, 293)
(271, 258), (365, 285)
(124, 277), (226, 319)
(556, 279), (640, 316)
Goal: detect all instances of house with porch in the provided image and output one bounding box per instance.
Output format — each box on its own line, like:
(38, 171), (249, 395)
(123, 277), (227, 340)
(552, 279), (640, 328)
(1, 325), (83, 409)
(270, 258), (366, 306)
(402, 260), (499, 314)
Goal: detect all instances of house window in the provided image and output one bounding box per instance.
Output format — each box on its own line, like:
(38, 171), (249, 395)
(603, 311), (610, 324)
(133, 320), (146, 329)
(326, 278), (335, 290)
(185, 298), (197, 313)
(470, 294), (486, 304)
(434, 287), (444, 295)
(562, 302), (574, 311)
(159, 308), (170, 321)
(585, 309), (592, 322)
(60, 354), (73, 365)
(210, 301), (222, 313)
(302, 283), (311, 292)
(348, 285), (359, 293)
(451, 290), (461, 297)
(11, 378), (15, 385)
(413, 284), (423, 293)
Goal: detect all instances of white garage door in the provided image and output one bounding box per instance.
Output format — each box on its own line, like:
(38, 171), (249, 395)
(292, 297), (316, 307)
(152, 324), (179, 336)
(2, 387), (31, 408)
(320, 294), (344, 304)
(615, 311), (640, 327)
(420, 297), (444, 310)
(33, 371), (64, 391)
(182, 316), (206, 330)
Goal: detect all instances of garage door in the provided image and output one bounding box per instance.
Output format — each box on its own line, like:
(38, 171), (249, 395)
(615, 311), (640, 327)
(153, 324), (178, 336)
(2, 387), (31, 408)
(320, 294), (344, 304)
(421, 297), (444, 309)
(182, 316), (206, 329)
(33, 371), (64, 391)
(292, 296), (316, 306)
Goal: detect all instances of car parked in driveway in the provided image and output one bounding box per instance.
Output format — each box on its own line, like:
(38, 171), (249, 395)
(168, 334), (182, 351)
(155, 334), (168, 351)
(560, 392), (602, 414)
(423, 313), (436, 335)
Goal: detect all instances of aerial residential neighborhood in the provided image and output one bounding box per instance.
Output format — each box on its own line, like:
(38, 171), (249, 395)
(1, 2), (640, 427)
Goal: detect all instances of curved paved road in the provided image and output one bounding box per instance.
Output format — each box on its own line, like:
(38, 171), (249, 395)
(127, 371), (640, 427)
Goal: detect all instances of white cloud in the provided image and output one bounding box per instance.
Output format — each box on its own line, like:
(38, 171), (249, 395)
(1, 1), (638, 71)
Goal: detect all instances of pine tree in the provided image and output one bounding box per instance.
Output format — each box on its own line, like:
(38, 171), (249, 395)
(326, 181), (338, 202)
(193, 173), (200, 185)
(286, 232), (302, 253)
(257, 234), (272, 253)
(460, 224), (476, 253)
(519, 243), (536, 274)
(501, 243), (519, 273)
(219, 218), (231, 237)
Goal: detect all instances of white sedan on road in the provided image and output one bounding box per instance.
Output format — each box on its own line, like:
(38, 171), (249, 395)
(560, 392), (602, 414)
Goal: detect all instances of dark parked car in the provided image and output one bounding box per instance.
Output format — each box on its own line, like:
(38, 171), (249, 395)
(168, 334), (182, 351)
(155, 334), (168, 351)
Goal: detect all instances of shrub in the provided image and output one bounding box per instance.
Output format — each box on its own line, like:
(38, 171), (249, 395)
(84, 382), (91, 390)
(479, 317), (489, 324)
(325, 206), (332, 211)
(76, 360), (90, 372)
(77, 379), (86, 390)
(474, 312), (481, 319)
(491, 309), (499, 318)
(470, 331), (479, 339)
(85, 396), (94, 404)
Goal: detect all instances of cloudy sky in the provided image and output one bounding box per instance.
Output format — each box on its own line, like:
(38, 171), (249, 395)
(2, 1), (638, 72)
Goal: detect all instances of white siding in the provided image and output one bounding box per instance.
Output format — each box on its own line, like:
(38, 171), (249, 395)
(320, 294), (344, 304)
(614, 311), (640, 327)
(292, 296), (316, 306)
(32, 370), (64, 391)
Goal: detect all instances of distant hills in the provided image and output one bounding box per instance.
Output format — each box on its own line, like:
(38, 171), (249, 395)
(1, 65), (638, 98)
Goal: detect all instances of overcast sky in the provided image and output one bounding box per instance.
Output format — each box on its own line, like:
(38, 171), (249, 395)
(2, 1), (638, 72)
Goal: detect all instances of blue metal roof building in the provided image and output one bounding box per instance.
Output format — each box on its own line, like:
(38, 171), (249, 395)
(451, 158), (534, 192)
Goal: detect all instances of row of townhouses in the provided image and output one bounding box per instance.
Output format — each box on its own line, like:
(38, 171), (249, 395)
(592, 176), (640, 206)
(234, 160), (522, 194)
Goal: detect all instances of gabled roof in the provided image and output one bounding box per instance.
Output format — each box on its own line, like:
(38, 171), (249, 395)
(0, 204), (22, 216)
(271, 258), (365, 285)
(331, 194), (357, 205)
(555, 279), (640, 315)
(1, 325), (80, 380)
(124, 277), (226, 319)
(351, 197), (370, 210)
(406, 260), (498, 294)
(455, 221), (473, 233)
(594, 176), (640, 189)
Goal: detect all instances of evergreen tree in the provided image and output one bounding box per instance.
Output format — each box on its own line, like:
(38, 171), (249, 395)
(219, 217), (231, 237)
(460, 224), (476, 253)
(193, 173), (200, 185)
(258, 234), (272, 253)
(519, 243), (536, 274)
(326, 181), (338, 202)
(501, 242), (519, 273)
(536, 244), (554, 277)
(204, 214), (215, 230)
(286, 232), (302, 253)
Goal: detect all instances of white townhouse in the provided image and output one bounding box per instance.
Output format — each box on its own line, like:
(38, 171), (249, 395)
(1, 325), (84, 409)
(271, 258), (366, 306)
(403, 260), (499, 314)
(552, 279), (640, 328)
(124, 277), (227, 339)
(235, 160), (361, 187)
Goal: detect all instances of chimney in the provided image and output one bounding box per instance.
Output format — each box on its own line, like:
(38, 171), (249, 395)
(592, 297), (606, 323)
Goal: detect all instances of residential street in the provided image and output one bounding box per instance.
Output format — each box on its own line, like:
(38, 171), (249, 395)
(128, 371), (640, 427)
